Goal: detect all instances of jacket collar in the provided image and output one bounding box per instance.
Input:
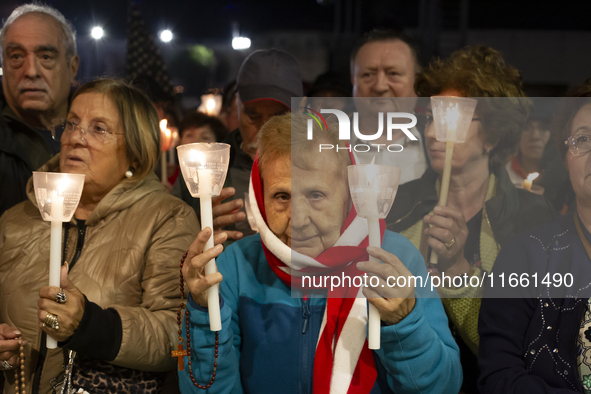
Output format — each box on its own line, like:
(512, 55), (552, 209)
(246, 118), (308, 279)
(25, 154), (165, 226)
(484, 160), (522, 243)
(0, 100), (35, 164)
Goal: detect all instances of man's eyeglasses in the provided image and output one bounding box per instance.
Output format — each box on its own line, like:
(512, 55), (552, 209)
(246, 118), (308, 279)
(51, 119), (124, 143)
(565, 134), (591, 155)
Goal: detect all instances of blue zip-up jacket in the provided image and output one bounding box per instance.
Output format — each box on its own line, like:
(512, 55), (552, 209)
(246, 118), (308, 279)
(179, 230), (462, 393)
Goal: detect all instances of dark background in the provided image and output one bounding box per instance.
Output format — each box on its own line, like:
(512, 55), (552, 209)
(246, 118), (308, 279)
(2, 0), (590, 107)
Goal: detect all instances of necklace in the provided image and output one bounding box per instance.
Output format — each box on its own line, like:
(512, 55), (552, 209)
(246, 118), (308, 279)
(173, 251), (219, 390)
(14, 338), (25, 394)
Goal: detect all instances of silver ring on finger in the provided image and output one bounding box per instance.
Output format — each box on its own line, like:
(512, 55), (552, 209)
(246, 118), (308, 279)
(444, 238), (456, 250)
(0, 359), (13, 370)
(55, 288), (67, 304)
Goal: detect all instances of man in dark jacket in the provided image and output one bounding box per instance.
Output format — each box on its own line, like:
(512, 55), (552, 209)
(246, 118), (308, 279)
(0, 4), (79, 217)
(223, 49), (303, 239)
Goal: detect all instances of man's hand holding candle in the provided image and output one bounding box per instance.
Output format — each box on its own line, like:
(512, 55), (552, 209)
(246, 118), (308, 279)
(212, 187), (246, 241)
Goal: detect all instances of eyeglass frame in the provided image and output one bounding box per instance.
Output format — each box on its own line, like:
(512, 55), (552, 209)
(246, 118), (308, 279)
(423, 114), (482, 125)
(564, 134), (591, 155)
(51, 118), (125, 143)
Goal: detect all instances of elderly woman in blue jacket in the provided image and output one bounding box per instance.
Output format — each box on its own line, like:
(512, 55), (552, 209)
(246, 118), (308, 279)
(179, 113), (462, 393)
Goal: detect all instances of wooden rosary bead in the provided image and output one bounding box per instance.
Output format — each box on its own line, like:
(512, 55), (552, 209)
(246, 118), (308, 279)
(14, 339), (25, 394)
(176, 251), (220, 390)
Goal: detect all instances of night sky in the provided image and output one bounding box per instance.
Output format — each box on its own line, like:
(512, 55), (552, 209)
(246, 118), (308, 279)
(1, 0), (589, 43)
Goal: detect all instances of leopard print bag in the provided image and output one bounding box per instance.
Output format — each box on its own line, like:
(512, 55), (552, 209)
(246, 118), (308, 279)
(54, 350), (165, 394)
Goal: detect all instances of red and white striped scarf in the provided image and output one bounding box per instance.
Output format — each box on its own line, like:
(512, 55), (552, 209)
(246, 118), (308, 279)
(248, 156), (384, 394)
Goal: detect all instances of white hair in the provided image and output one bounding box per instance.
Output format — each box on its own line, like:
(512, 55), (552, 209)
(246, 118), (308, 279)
(0, 3), (77, 65)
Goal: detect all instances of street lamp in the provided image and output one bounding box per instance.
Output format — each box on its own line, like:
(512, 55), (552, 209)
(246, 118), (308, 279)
(160, 29), (173, 43)
(91, 26), (104, 40)
(232, 37), (251, 50)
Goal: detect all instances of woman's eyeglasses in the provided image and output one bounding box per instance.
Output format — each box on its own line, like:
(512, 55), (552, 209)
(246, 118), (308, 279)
(51, 119), (124, 143)
(565, 134), (591, 155)
(423, 114), (482, 125)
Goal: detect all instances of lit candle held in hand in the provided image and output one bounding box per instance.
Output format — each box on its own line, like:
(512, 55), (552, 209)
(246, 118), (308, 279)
(160, 119), (172, 181)
(348, 161), (401, 350)
(177, 143), (231, 331)
(523, 172), (539, 191)
(33, 172), (85, 349)
(429, 97), (478, 265)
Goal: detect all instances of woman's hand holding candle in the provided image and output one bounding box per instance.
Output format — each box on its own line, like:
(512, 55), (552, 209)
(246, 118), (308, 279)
(38, 265), (86, 342)
(356, 246), (416, 325)
(423, 206), (470, 277)
(183, 228), (227, 308)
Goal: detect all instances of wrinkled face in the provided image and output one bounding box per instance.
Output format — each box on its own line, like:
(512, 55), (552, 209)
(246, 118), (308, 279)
(2, 13), (78, 120)
(520, 119), (551, 161)
(237, 97), (289, 159)
(263, 154), (349, 258)
(567, 103), (591, 204)
(352, 40), (417, 113)
(425, 89), (489, 174)
(181, 126), (216, 145)
(60, 93), (131, 196)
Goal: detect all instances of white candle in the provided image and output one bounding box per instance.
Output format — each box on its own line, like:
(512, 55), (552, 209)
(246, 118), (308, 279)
(198, 169), (213, 195)
(168, 130), (178, 165)
(160, 120), (171, 181)
(47, 193), (64, 349)
(200, 194), (221, 331)
(361, 188), (379, 218)
(523, 172), (539, 191)
(367, 215), (381, 350)
(178, 145), (230, 331)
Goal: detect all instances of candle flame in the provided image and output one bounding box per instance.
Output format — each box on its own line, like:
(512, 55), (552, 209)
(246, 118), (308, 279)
(366, 156), (379, 188)
(206, 98), (216, 114)
(190, 150), (207, 166)
(527, 172), (539, 182)
(53, 177), (70, 195)
(446, 103), (460, 127)
(159, 119), (168, 132)
(160, 120), (173, 151)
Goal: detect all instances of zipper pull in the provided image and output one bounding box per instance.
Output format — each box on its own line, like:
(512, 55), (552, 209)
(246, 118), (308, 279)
(302, 295), (310, 334)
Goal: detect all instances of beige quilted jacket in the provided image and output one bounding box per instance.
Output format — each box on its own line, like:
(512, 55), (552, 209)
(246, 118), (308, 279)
(0, 155), (199, 394)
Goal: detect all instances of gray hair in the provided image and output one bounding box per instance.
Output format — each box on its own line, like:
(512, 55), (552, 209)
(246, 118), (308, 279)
(0, 3), (77, 65)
